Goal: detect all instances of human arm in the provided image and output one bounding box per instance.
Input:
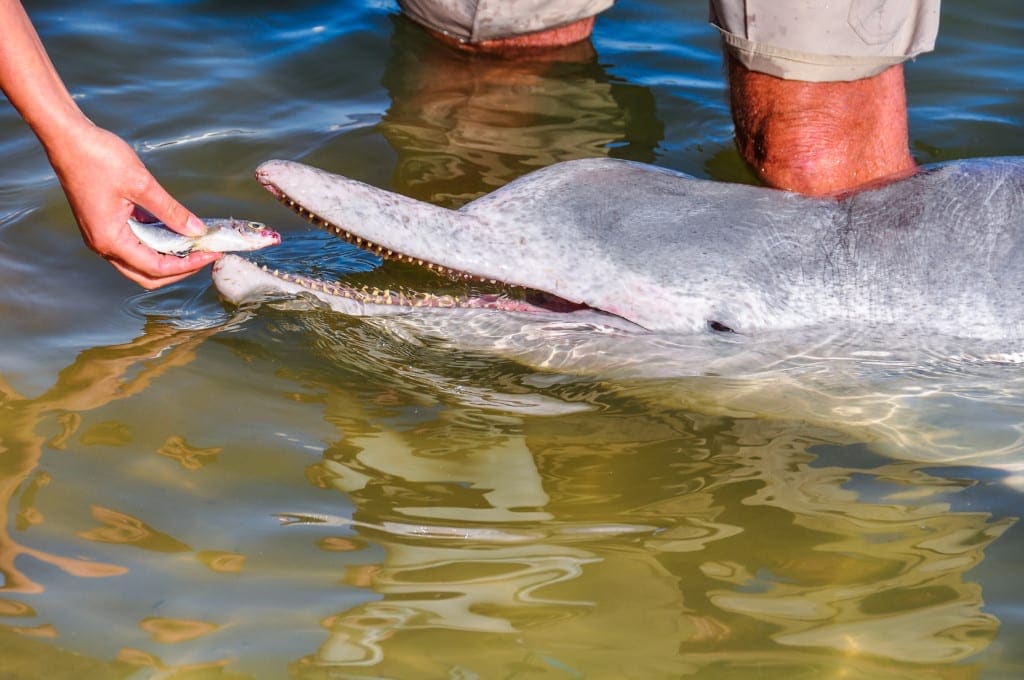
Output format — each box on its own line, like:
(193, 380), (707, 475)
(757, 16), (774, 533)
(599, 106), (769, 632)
(0, 0), (217, 288)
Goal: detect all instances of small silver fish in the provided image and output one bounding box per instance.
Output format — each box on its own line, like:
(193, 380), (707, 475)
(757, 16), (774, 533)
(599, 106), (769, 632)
(128, 217), (281, 257)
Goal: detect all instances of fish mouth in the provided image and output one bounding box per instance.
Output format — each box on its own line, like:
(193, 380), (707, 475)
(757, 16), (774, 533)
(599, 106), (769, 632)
(255, 168), (590, 314)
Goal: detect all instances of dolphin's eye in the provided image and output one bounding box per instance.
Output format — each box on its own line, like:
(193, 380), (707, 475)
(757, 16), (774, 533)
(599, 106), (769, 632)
(708, 320), (736, 333)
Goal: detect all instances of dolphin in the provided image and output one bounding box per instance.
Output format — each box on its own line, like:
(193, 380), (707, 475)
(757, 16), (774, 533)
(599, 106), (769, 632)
(212, 156), (1024, 340)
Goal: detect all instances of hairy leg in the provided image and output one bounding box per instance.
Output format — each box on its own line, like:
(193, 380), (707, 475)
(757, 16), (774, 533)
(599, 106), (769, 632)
(727, 57), (916, 196)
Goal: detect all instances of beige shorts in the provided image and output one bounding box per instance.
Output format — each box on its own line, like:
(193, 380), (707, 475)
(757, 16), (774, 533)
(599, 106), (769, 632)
(398, 1), (940, 82)
(710, 0), (941, 82)
(398, 0), (614, 43)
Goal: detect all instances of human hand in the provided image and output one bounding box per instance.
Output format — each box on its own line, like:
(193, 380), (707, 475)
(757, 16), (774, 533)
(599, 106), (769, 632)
(45, 121), (219, 289)
(0, 1), (217, 288)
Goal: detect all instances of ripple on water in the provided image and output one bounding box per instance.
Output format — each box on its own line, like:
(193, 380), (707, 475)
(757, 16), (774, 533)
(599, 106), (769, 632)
(1, 0), (1023, 676)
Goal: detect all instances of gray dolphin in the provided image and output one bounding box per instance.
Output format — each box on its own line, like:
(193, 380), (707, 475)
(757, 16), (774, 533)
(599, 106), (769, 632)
(212, 156), (1024, 340)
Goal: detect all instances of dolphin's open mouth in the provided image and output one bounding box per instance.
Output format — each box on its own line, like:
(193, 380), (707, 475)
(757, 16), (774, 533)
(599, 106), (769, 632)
(215, 155), (1024, 339)
(254, 167), (590, 315)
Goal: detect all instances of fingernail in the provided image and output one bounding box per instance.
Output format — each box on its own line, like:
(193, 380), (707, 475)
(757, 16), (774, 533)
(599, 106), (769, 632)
(186, 215), (207, 236)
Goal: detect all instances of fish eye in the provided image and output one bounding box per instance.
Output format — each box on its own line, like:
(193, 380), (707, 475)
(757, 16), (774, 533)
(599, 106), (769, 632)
(246, 221), (264, 230)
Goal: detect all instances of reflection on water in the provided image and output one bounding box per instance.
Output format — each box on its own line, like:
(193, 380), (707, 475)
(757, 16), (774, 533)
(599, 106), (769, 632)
(280, 349), (1012, 677)
(1, 0), (1023, 677)
(0, 313), (1019, 676)
(379, 15), (663, 205)
(0, 323), (213, 595)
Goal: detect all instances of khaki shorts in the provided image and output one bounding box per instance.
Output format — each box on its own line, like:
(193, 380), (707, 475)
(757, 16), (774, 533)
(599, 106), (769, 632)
(710, 0), (941, 82)
(398, 0), (613, 43)
(398, 0), (940, 82)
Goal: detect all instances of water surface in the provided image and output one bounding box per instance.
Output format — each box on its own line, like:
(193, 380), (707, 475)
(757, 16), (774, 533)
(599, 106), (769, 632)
(1, 1), (1023, 677)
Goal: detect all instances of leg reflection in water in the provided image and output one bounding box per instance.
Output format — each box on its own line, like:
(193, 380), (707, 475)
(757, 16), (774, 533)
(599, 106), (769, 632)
(288, 380), (1012, 677)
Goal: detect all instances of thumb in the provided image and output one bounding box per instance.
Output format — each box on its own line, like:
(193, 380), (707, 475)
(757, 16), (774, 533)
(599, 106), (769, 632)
(132, 173), (206, 237)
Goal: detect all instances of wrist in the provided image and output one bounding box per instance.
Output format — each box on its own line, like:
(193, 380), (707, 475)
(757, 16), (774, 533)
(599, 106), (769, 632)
(31, 104), (93, 153)
(727, 58), (916, 196)
(37, 115), (105, 189)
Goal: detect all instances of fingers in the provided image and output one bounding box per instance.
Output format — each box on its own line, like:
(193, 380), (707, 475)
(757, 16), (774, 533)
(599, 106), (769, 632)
(110, 260), (194, 290)
(75, 201), (218, 289)
(130, 172), (206, 237)
(48, 123), (216, 288)
(86, 216), (218, 289)
(107, 242), (221, 290)
(93, 157), (215, 287)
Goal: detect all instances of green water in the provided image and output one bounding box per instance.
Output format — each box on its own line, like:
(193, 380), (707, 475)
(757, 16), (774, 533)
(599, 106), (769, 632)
(1, 1), (1023, 678)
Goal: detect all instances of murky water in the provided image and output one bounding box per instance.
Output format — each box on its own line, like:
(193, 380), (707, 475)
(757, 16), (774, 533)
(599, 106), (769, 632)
(1, 1), (1023, 677)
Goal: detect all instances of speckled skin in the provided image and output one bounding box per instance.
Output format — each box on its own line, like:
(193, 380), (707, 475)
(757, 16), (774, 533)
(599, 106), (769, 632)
(217, 156), (1024, 338)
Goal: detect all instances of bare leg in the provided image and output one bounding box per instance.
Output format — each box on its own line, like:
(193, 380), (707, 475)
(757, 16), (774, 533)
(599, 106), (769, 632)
(426, 16), (595, 55)
(727, 57), (916, 196)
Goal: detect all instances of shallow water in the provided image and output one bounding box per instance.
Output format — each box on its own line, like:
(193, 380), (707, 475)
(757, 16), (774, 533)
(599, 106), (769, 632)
(1, 0), (1023, 677)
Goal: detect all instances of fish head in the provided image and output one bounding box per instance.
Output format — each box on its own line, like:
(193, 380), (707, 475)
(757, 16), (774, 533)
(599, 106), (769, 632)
(200, 218), (282, 252)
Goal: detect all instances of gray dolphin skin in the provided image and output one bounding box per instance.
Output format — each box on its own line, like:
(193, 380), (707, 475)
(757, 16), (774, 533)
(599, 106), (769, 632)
(212, 156), (1024, 340)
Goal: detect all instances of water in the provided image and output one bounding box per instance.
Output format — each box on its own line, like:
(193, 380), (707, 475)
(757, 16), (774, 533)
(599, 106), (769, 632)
(0, 0), (1023, 677)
